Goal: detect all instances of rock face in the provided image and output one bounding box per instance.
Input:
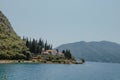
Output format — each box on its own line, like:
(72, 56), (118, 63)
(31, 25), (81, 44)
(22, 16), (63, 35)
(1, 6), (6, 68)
(0, 11), (28, 58)
(56, 41), (120, 63)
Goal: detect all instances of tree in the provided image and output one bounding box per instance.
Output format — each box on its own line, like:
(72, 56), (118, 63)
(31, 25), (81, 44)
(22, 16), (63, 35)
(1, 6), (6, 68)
(63, 49), (72, 59)
(23, 51), (32, 60)
(23, 37), (52, 55)
(36, 45), (41, 54)
(62, 50), (65, 54)
(56, 49), (59, 53)
(81, 58), (85, 63)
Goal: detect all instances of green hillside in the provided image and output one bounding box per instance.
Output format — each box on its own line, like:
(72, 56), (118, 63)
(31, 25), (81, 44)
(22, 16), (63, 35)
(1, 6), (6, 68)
(0, 11), (29, 60)
(0, 11), (76, 64)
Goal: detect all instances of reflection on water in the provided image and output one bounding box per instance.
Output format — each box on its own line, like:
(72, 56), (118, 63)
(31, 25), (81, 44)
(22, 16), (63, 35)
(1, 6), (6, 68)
(0, 62), (120, 80)
(1, 74), (7, 80)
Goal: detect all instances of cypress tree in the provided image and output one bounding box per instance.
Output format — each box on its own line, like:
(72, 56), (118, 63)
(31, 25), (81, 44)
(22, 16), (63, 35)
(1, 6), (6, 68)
(63, 49), (72, 59)
(23, 37), (52, 55)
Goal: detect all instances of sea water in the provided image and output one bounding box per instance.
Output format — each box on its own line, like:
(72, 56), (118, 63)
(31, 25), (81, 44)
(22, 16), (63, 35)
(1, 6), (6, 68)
(0, 62), (120, 80)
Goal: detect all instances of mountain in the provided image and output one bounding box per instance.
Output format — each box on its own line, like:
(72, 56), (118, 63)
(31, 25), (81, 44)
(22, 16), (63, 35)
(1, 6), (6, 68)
(0, 11), (29, 59)
(56, 41), (120, 63)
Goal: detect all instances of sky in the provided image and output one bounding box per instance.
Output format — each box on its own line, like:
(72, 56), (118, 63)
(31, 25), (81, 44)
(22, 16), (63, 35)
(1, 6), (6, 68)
(0, 0), (120, 48)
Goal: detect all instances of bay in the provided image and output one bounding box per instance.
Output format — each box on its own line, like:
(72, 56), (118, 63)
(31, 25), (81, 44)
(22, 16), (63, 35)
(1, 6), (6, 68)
(0, 62), (120, 80)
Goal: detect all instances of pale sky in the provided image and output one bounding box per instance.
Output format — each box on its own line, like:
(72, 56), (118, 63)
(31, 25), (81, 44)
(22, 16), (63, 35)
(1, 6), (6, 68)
(0, 0), (120, 47)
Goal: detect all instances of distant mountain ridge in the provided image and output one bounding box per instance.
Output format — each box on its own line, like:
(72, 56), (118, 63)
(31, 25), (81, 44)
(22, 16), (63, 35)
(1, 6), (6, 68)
(56, 41), (120, 63)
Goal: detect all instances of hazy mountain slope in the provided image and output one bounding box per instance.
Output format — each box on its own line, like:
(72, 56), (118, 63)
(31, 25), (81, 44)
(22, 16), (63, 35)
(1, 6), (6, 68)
(56, 41), (120, 63)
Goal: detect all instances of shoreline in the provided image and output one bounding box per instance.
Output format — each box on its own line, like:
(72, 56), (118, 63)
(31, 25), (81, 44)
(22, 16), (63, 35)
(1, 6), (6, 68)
(0, 60), (31, 64)
(0, 60), (84, 64)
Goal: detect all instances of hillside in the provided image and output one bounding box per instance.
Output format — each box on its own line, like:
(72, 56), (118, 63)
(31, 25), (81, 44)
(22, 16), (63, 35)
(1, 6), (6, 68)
(0, 11), (77, 64)
(0, 11), (29, 60)
(56, 41), (120, 63)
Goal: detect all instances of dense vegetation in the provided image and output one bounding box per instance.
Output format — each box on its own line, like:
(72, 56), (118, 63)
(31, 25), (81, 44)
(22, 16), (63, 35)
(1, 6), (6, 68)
(62, 50), (72, 59)
(23, 37), (52, 55)
(0, 11), (76, 63)
(0, 11), (30, 60)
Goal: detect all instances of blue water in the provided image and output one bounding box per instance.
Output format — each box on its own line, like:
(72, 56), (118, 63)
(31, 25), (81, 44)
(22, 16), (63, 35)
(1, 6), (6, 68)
(0, 62), (120, 80)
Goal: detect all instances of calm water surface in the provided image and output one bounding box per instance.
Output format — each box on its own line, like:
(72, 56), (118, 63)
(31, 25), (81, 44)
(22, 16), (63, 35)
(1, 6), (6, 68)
(0, 62), (120, 80)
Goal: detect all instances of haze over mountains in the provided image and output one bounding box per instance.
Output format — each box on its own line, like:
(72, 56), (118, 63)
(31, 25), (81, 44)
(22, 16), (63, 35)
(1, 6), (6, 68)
(56, 41), (120, 63)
